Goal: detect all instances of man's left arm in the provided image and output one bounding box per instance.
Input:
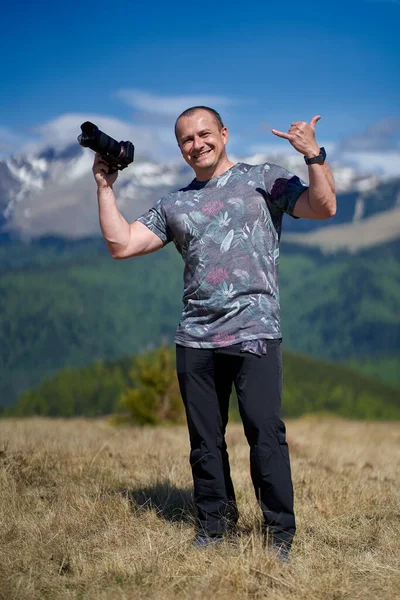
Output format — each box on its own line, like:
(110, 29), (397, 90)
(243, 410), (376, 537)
(272, 116), (336, 220)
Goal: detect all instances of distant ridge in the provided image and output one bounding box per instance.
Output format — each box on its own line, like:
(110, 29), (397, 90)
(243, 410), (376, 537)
(1, 142), (399, 246)
(7, 346), (400, 421)
(284, 207), (400, 253)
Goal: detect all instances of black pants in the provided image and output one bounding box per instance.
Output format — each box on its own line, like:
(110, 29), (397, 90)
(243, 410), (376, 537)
(176, 339), (295, 546)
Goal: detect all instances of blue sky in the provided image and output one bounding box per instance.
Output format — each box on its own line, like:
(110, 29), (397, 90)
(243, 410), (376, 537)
(1, 0), (399, 174)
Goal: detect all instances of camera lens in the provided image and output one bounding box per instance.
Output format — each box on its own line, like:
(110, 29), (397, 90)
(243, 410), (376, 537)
(81, 122), (99, 136)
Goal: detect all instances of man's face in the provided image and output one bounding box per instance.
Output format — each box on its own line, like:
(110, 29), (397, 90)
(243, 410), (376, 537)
(176, 110), (228, 176)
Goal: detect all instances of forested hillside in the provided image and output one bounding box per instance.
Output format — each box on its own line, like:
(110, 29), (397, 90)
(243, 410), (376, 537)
(279, 239), (400, 361)
(1, 235), (399, 406)
(0, 237), (182, 405)
(7, 346), (400, 420)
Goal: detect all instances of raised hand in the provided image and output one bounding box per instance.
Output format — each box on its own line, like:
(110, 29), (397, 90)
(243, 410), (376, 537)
(92, 153), (119, 189)
(272, 115), (321, 157)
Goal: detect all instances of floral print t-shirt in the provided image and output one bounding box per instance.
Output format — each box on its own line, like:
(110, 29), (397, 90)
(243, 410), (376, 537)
(136, 162), (308, 348)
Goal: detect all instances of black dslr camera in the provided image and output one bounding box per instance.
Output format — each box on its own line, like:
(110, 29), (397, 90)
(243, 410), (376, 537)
(77, 121), (135, 174)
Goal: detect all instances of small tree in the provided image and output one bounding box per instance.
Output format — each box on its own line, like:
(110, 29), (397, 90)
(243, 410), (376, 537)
(120, 345), (185, 425)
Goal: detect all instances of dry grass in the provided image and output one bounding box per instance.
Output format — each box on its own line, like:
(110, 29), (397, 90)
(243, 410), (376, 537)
(0, 416), (399, 600)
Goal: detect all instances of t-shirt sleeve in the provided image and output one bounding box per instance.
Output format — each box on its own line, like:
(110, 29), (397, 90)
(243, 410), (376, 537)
(265, 164), (309, 219)
(136, 197), (172, 245)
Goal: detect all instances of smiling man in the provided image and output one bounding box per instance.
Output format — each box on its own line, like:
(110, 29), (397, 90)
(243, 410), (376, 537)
(93, 106), (336, 559)
(174, 108), (235, 179)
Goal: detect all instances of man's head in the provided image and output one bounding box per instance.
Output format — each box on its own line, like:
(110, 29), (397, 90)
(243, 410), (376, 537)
(175, 106), (230, 180)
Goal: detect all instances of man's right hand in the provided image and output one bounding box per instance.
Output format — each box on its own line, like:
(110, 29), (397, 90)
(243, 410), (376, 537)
(93, 153), (119, 188)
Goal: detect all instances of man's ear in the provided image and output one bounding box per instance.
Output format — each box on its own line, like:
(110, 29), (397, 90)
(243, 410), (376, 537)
(222, 127), (229, 145)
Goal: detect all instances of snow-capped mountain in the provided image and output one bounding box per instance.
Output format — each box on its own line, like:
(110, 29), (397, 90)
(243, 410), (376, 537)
(1, 143), (399, 246)
(0, 145), (192, 239)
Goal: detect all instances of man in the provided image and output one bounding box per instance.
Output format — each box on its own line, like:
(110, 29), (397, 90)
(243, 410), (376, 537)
(93, 106), (336, 559)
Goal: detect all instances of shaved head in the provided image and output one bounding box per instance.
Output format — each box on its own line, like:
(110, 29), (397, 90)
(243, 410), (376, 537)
(175, 106), (224, 140)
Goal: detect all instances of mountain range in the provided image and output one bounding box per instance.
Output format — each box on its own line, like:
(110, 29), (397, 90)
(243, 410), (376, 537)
(2, 142), (398, 245)
(0, 142), (399, 407)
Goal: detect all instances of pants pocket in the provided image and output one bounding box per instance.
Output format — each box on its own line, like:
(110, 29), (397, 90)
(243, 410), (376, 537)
(277, 420), (291, 468)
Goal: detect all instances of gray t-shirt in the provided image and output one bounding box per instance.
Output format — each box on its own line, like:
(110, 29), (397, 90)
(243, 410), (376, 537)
(137, 162), (308, 348)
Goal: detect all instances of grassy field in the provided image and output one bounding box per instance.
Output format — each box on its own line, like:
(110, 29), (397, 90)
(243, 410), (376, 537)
(1, 417), (399, 600)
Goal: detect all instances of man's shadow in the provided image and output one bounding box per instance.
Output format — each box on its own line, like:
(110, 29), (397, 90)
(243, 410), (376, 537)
(117, 480), (195, 523)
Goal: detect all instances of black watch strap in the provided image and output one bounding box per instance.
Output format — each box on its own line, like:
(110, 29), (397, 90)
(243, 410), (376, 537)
(304, 147), (326, 165)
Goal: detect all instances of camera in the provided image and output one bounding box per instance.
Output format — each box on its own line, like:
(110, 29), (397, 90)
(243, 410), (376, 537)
(77, 121), (135, 173)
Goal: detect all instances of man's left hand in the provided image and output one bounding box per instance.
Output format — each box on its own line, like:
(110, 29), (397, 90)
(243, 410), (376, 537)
(272, 116), (321, 158)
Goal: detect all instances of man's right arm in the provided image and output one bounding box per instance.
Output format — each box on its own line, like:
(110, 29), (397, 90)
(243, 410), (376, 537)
(94, 154), (164, 259)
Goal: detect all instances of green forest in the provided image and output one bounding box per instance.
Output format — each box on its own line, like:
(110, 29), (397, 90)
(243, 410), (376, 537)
(5, 345), (400, 421)
(0, 235), (399, 408)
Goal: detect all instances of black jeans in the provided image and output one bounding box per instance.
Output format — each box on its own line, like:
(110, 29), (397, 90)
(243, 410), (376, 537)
(176, 339), (295, 546)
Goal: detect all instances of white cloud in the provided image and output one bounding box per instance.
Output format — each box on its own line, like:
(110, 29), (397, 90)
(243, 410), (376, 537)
(0, 126), (30, 156)
(1, 89), (238, 161)
(32, 114), (154, 149)
(249, 116), (400, 179)
(339, 118), (400, 152)
(17, 113), (180, 161)
(247, 143), (296, 157)
(4, 108), (400, 179)
(329, 118), (400, 177)
(116, 88), (235, 118)
(246, 140), (400, 178)
(247, 141), (337, 157)
(0, 126), (24, 143)
(340, 150), (400, 178)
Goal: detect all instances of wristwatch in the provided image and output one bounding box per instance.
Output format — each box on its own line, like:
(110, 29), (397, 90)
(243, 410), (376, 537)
(304, 147), (326, 165)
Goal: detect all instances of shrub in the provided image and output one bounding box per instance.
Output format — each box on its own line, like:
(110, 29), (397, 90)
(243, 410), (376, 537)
(120, 346), (185, 425)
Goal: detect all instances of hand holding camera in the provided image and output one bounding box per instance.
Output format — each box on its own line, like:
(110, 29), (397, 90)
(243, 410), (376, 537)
(92, 153), (119, 188)
(77, 121), (135, 188)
